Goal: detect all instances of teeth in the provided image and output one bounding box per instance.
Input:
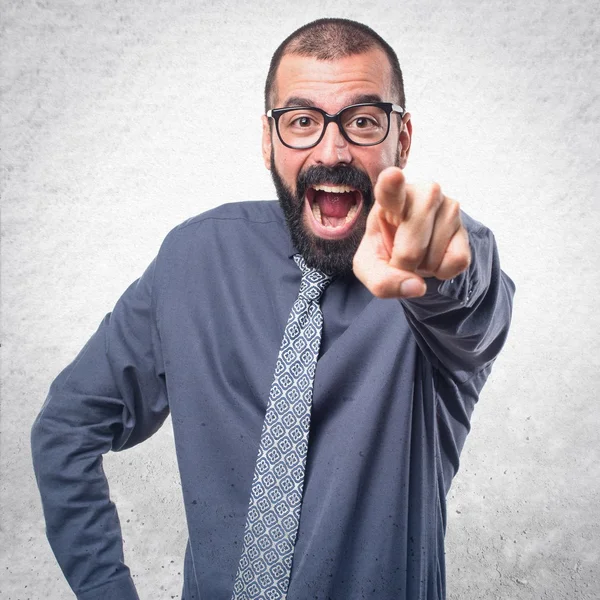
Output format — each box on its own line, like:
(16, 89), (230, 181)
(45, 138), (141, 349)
(345, 203), (358, 224)
(313, 184), (355, 193)
(312, 201), (322, 222)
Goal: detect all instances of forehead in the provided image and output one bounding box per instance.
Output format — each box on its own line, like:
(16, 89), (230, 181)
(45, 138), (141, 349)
(273, 48), (393, 111)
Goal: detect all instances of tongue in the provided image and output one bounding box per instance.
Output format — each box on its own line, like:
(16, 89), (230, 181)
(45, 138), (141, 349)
(315, 191), (354, 218)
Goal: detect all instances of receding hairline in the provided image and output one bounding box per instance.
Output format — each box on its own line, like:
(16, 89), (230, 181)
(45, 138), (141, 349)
(268, 48), (397, 109)
(264, 18), (406, 112)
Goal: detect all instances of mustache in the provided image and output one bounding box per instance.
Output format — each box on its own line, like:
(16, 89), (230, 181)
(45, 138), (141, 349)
(296, 165), (373, 199)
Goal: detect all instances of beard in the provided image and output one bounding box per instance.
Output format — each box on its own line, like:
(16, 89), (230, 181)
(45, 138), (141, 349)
(270, 161), (375, 277)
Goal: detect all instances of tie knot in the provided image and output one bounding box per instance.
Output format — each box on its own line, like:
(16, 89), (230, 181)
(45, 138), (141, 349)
(294, 254), (333, 301)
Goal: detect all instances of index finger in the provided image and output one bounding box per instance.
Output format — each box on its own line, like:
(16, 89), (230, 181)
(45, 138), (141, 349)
(374, 166), (407, 227)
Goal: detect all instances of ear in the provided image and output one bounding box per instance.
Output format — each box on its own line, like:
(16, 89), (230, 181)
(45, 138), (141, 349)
(397, 112), (412, 169)
(262, 115), (273, 170)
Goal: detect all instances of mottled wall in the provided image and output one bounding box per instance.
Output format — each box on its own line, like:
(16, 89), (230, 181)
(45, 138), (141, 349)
(2, 1), (598, 598)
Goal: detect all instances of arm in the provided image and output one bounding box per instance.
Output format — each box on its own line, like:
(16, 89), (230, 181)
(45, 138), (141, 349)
(353, 167), (515, 379)
(31, 258), (169, 600)
(354, 168), (514, 487)
(400, 214), (514, 380)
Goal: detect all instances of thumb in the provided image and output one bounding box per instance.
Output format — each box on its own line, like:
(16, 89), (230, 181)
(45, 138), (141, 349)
(353, 236), (426, 299)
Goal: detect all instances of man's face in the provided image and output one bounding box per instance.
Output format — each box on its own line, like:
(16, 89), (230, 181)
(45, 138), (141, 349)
(263, 48), (412, 276)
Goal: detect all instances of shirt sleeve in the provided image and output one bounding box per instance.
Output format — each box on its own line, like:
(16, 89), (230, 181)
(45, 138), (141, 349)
(400, 213), (515, 490)
(31, 258), (169, 600)
(400, 212), (516, 383)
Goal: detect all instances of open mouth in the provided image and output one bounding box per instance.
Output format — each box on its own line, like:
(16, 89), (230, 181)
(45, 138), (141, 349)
(305, 184), (363, 239)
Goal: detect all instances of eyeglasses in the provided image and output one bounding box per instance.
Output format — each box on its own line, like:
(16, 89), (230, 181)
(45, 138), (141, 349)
(266, 102), (405, 150)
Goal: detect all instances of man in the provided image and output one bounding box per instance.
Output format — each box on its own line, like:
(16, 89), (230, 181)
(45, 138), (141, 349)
(32, 18), (515, 600)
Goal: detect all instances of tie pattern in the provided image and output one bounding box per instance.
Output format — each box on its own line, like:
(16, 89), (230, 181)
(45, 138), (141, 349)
(232, 255), (332, 600)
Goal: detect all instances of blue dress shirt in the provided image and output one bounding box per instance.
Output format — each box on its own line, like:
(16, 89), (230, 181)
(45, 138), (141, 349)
(31, 200), (515, 600)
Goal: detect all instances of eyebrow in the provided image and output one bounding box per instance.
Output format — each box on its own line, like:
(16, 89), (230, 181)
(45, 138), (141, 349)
(282, 93), (384, 110)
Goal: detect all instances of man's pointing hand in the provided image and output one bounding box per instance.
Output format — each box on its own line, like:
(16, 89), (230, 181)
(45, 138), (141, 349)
(353, 167), (471, 298)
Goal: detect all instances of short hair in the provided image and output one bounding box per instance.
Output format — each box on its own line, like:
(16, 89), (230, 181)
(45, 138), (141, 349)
(264, 18), (406, 112)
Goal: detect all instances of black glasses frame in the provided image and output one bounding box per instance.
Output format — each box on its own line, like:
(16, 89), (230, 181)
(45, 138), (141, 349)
(266, 102), (405, 149)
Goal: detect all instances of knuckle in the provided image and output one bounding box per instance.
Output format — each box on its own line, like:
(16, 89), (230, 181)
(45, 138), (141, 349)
(446, 250), (471, 275)
(417, 190), (438, 212)
(382, 209), (401, 227)
(423, 182), (442, 209)
(446, 199), (461, 220)
(394, 245), (423, 266)
(419, 256), (438, 275)
(459, 252), (472, 271)
(429, 181), (442, 198)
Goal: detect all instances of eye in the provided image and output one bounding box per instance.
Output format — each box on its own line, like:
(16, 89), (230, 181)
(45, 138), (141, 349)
(354, 116), (378, 128)
(290, 115), (317, 128)
(348, 115), (382, 130)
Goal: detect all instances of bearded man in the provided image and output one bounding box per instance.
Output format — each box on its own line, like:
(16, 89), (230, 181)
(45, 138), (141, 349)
(32, 18), (515, 600)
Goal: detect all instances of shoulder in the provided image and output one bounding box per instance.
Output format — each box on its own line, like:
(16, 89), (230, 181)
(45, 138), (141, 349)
(159, 200), (283, 244)
(176, 200), (284, 232)
(154, 200), (289, 269)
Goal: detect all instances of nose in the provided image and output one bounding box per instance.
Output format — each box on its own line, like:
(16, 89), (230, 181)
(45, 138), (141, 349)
(311, 121), (352, 166)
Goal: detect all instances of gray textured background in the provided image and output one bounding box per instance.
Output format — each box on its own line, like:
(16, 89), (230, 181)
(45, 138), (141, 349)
(1, 1), (599, 598)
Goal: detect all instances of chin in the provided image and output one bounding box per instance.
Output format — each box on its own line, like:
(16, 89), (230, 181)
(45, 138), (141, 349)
(271, 163), (373, 277)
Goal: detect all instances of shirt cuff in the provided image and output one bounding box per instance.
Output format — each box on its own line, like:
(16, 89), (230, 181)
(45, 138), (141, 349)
(420, 269), (477, 307)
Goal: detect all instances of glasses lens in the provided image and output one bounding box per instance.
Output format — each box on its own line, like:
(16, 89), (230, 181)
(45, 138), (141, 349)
(277, 109), (324, 149)
(341, 105), (389, 145)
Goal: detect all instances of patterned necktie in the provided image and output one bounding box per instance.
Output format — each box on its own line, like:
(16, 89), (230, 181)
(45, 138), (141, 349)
(232, 254), (333, 600)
